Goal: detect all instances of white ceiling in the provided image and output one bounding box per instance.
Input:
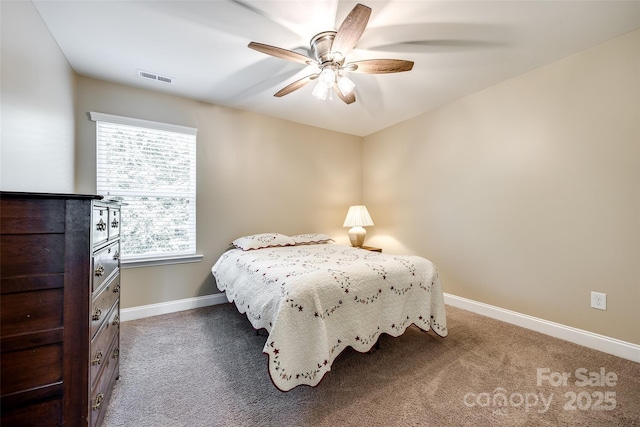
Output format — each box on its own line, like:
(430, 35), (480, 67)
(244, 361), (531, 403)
(33, 0), (640, 137)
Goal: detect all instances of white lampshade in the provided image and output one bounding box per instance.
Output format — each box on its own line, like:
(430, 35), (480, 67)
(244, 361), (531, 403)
(312, 81), (329, 100)
(337, 75), (355, 96)
(343, 205), (374, 247)
(319, 67), (336, 85)
(343, 205), (374, 227)
(313, 68), (356, 101)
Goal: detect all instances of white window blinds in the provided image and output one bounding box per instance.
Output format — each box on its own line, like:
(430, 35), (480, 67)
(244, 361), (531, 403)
(91, 112), (197, 261)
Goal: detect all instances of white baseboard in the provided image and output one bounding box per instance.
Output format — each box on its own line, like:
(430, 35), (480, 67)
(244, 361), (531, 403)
(444, 293), (640, 363)
(120, 291), (639, 363)
(121, 293), (228, 322)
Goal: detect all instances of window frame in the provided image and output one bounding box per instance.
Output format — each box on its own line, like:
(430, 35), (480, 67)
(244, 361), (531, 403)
(90, 111), (202, 268)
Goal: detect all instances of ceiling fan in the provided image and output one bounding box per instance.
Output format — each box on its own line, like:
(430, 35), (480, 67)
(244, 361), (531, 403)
(247, 3), (414, 104)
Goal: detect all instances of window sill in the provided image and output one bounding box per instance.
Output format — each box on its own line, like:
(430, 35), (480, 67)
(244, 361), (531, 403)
(122, 254), (203, 269)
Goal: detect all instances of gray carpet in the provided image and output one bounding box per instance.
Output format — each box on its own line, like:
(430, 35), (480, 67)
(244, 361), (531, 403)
(103, 303), (640, 427)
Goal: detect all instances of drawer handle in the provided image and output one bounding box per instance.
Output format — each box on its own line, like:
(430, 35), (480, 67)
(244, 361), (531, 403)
(112, 283), (121, 293)
(111, 218), (119, 228)
(113, 251), (120, 261)
(92, 393), (104, 411)
(95, 264), (105, 277)
(112, 348), (120, 359)
(96, 219), (107, 231)
(112, 315), (120, 326)
(92, 307), (102, 321)
(92, 350), (103, 366)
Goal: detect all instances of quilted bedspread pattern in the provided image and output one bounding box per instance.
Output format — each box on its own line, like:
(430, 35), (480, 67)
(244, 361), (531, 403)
(211, 244), (448, 391)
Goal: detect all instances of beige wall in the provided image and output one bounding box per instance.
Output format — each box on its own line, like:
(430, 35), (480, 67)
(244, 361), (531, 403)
(1, 0), (76, 192)
(363, 29), (640, 345)
(75, 76), (361, 308)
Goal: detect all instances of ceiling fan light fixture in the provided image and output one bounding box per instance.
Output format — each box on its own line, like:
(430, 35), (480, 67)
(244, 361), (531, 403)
(319, 67), (336, 86)
(337, 75), (355, 96)
(312, 81), (330, 100)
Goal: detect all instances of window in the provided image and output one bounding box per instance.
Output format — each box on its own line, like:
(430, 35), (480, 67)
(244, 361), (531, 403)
(91, 112), (199, 267)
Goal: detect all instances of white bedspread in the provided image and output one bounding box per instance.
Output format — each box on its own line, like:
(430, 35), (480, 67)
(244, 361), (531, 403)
(211, 243), (448, 391)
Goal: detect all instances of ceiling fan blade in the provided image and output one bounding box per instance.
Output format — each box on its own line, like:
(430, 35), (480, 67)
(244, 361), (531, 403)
(331, 4), (371, 58)
(274, 74), (319, 97)
(248, 42), (316, 66)
(347, 59), (414, 74)
(334, 84), (356, 105)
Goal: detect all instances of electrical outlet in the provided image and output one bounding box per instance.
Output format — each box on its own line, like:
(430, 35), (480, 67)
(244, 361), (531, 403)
(591, 292), (607, 310)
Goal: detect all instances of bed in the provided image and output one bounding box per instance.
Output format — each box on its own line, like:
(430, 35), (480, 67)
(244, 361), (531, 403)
(211, 233), (448, 391)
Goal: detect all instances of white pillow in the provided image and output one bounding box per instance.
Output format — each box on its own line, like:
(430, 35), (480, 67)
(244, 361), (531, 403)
(232, 233), (295, 251)
(290, 233), (334, 245)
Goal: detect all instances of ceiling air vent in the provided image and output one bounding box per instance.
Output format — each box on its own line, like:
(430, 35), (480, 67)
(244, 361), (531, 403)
(138, 70), (174, 84)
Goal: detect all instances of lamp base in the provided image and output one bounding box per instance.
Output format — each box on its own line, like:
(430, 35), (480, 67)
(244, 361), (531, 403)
(348, 226), (367, 247)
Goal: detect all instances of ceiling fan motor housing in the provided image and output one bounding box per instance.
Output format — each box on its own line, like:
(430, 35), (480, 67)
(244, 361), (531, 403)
(311, 31), (340, 65)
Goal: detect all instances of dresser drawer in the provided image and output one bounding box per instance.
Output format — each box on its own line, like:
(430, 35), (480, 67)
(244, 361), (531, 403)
(1, 343), (62, 395)
(0, 234), (65, 278)
(1, 288), (63, 337)
(108, 207), (120, 240)
(1, 398), (63, 427)
(0, 198), (64, 234)
(90, 303), (119, 387)
(90, 275), (120, 339)
(90, 339), (119, 427)
(92, 241), (119, 293)
(92, 206), (109, 247)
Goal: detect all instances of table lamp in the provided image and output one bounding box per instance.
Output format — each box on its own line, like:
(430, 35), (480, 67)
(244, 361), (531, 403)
(343, 205), (374, 247)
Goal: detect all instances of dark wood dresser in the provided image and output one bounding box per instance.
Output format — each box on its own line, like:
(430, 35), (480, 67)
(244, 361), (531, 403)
(1, 192), (121, 426)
